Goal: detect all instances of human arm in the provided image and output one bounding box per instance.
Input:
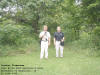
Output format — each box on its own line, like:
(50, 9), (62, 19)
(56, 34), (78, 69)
(54, 38), (56, 46)
(39, 32), (46, 39)
(61, 37), (64, 42)
(61, 33), (64, 42)
(48, 37), (51, 46)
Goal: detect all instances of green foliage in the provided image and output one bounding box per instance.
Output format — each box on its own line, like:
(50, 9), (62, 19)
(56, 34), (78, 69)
(92, 26), (100, 49)
(0, 0), (100, 51)
(0, 20), (32, 45)
(82, 0), (100, 25)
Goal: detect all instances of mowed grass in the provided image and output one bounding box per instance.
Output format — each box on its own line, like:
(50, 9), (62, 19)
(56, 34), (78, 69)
(0, 44), (100, 75)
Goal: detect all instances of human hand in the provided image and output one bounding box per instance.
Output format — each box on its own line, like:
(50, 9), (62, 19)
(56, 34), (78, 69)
(61, 39), (64, 42)
(54, 42), (56, 46)
(48, 43), (50, 46)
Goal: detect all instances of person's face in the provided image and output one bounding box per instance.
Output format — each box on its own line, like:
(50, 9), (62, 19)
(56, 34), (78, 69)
(43, 26), (48, 31)
(57, 27), (61, 32)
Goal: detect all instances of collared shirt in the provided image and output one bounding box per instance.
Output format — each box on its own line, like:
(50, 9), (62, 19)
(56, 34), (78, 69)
(39, 31), (51, 41)
(54, 32), (64, 41)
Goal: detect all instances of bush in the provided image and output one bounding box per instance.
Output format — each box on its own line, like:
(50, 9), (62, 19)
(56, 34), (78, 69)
(92, 26), (100, 49)
(0, 20), (32, 45)
(64, 28), (80, 42)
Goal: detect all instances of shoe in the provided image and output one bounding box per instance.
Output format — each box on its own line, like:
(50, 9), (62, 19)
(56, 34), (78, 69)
(56, 56), (59, 58)
(40, 58), (43, 59)
(45, 57), (48, 59)
(60, 56), (63, 58)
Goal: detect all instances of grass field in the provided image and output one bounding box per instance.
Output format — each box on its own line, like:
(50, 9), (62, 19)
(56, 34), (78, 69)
(0, 44), (100, 75)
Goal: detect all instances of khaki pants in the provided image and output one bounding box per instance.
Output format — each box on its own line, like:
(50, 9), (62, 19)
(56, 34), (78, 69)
(55, 41), (64, 57)
(40, 41), (48, 59)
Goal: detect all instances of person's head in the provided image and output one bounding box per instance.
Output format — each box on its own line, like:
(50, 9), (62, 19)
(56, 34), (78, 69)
(43, 25), (48, 31)
(57, 26), (61, 32)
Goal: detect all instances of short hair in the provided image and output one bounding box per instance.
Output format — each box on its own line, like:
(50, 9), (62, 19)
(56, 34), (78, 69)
(44, 25), (48, 27)
(57, 26), (61, 29)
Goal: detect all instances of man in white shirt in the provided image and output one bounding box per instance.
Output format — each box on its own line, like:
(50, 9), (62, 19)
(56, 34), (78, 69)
(39, 25), (51, 59)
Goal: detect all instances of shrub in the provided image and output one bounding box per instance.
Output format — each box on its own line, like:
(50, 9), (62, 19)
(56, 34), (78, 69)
(64, 28), (80, 42)
(0, 20), (32, 45)
(92, 26), (100, 49)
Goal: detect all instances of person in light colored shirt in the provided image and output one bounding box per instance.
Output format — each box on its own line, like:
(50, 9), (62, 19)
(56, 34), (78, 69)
(39, 25), (51, 59)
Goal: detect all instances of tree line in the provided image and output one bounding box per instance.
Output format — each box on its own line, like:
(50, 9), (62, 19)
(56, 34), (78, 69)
(0, 0), (100, 49)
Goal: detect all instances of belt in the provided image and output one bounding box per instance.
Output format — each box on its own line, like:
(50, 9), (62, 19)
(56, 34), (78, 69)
(41, 40), (48, 42)
(56, 40), (61, 42)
